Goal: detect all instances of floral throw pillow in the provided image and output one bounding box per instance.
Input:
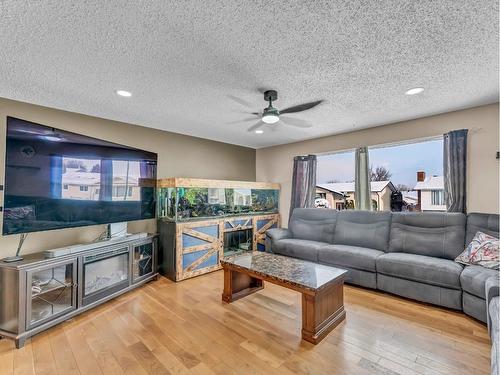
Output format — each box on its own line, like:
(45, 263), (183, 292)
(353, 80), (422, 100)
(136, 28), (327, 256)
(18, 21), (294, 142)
(455, 231), (500, 269)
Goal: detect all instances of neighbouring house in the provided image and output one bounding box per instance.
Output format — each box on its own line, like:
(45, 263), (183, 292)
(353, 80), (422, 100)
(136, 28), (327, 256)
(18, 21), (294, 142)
(316, 181), (396, 211)
(315, 185), (346, 209)
(401, 190), (419, 210)
(413, 171), (446, 211)
(61, 168), (141, 201)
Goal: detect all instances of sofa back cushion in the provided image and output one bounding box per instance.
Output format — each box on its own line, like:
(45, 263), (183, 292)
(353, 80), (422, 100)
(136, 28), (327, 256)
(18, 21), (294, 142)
(466, 213), (499, 245)
(389, 212), (466, 259)
(333, 210), (392, 251)
(289, 208), (337, 243)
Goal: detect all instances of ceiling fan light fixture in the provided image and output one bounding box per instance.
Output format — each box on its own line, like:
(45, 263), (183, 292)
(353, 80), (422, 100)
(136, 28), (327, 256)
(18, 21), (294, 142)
(262, 114), (279, 124)
(262, 105), (280, 124)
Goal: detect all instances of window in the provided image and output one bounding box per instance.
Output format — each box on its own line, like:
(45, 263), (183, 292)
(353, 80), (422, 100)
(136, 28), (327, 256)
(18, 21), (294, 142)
(368, 138), (443, 212)
(208, 188), (226, 204)
(431, 190), (444, 205)
(112, 160), (141, 201)
(113, 186), (127, 197)
(316, 137), (444, 212)
(316, 150), (355, 210)
(61, 157), (100, 200)
(59, 157), (142, 201)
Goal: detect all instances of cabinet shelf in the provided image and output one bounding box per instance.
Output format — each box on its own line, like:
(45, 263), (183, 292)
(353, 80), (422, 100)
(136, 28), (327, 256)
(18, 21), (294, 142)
(31, 282), (72, 298)
(132, 243), (154, 282)
(135, 255), (152, 263)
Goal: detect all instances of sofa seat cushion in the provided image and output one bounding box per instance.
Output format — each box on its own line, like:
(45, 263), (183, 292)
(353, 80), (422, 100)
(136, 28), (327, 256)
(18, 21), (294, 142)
(273, 239), (328, 262)
(377, 253), (463, 289)
(460, 265), (500, 299)
(318, 244), (383, 272)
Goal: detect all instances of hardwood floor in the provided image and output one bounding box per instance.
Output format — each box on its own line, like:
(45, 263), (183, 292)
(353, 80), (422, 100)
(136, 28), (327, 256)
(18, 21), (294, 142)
(0, 271), (491, 375)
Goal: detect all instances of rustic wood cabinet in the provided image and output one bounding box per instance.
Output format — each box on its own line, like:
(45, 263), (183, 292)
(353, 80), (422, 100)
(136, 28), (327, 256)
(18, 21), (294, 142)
(158, 213), (280, 281)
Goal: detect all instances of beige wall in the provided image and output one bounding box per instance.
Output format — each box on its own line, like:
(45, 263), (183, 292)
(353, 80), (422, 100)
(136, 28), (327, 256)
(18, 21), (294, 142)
(257, 103), (499, 224)
(0, 98), (255, 257)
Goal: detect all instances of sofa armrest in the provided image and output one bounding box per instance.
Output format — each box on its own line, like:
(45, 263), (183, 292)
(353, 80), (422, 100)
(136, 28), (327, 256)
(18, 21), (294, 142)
(266, 228), (291, 241)
(486, 275), (500, 334)
(265, 228), (291, 252)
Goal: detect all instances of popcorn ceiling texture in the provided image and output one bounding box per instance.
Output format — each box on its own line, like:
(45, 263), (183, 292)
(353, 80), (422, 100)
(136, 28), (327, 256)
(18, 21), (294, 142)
(0, 1), (497, 148)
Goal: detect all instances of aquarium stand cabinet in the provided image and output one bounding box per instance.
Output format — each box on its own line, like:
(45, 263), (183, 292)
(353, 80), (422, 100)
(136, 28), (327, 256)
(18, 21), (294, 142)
(0, 234), (157, 348)
(156, 178), (281, 281)
(158, 213), (280, 281)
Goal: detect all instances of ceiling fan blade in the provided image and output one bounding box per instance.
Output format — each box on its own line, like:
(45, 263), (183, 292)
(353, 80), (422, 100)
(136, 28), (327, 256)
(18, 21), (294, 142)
(280, 116), (313, 128)
(226, 117), (258, 125)
(280, 100), (323, 114)
(227, 95), (254, 109)
(247, 121), (264, 132)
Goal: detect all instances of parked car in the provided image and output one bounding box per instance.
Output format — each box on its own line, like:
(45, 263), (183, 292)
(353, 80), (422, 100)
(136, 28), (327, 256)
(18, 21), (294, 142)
(315, 197), (330, 208)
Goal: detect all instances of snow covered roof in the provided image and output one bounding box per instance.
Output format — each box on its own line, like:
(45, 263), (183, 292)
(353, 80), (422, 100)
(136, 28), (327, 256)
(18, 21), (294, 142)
(317, 181), (396, 193)
(316, 185), (345, 196)
(62, 170), (138, 185)
(402, 191), (418, 204)
(414, 176), (444, 191)
(62, 171), (100, 185)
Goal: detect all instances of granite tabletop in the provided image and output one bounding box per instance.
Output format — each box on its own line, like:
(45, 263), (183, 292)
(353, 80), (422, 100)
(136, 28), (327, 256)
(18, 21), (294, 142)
(221, 252), (348, 292)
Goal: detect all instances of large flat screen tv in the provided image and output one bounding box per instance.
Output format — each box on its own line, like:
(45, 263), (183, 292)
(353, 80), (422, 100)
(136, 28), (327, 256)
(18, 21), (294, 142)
(3, 117), (157, 235)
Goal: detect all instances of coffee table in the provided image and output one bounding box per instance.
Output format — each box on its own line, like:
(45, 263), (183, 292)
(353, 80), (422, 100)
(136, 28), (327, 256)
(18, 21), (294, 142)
(220, 251), (348, 344)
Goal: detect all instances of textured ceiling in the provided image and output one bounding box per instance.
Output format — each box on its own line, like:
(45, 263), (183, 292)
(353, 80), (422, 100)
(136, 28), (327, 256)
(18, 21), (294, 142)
(0, 1), (498, 148)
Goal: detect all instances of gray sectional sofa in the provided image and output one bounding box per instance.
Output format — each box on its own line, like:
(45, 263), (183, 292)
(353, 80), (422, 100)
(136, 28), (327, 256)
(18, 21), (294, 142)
(266, 209), (499, 321)
(486, 276), (499, 375)
(267, 208), (500, 374)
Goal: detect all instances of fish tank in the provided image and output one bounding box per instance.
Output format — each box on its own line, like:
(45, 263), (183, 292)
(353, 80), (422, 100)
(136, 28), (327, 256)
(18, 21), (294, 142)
(157, 178), (279, 221)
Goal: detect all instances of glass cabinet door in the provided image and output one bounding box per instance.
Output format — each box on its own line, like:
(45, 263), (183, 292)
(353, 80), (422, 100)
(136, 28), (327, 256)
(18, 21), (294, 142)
(132, 241), (154, 283)
(26, 259), (77, 330)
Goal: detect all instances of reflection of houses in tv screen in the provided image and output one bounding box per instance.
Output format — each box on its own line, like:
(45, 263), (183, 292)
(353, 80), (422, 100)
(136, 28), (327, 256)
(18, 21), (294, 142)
(60, 158), (141, 201)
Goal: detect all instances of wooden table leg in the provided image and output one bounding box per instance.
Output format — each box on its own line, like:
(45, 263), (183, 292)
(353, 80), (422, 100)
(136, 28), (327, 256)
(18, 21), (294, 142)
(222, 267), (264, 303)
(301, 280), (345, 344)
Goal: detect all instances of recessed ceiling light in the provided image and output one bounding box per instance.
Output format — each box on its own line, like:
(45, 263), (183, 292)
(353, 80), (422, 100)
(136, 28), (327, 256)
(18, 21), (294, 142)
(255, 130), (264, 134)
(116, 90), (132, 97)
(405, 87), (424, 95)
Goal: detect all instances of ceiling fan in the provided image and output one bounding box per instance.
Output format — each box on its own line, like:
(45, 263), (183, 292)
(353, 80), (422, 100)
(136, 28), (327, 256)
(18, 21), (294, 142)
(231, 90), (323, 133)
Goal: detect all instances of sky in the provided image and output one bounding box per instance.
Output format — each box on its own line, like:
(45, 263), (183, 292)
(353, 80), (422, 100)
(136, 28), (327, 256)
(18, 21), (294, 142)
(316, 139), (443, 188)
